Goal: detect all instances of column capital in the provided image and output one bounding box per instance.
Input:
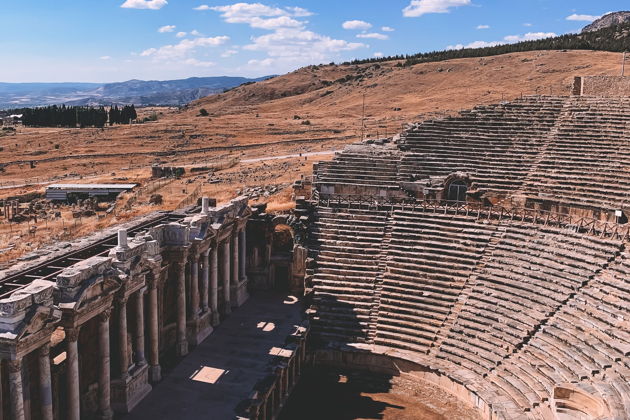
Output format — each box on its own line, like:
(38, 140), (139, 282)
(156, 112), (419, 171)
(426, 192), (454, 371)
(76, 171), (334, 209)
(39, 343), (51, 357)
(66, 327), (81, 342)
(148, 269), (160, 289)
(7, 358), (22, 373)
(118, 296), (129, 306)
(190, 252), (200, 263)
(99, 309), (112, 322)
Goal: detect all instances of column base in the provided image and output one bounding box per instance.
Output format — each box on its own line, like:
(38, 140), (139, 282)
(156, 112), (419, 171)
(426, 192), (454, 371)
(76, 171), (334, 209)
(177, 340), (189, 357)
(149, 365), (162, 383)
(99, 408), (113, 420)
(212, 310), (221, 327)
(111, 364), (152, 414)
(197, 311), (214, 344)
(223, 304), (232, 316)
(187, 316), (201, 346)
(233, 278), (250, 308)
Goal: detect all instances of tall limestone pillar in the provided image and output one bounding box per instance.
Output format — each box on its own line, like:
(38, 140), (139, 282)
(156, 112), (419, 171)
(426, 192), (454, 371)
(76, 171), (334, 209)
(8, 359), (25, 420)
(148, 270), (161, 382)
(210, 244), (220, 326)
(66, 327), (81, 420)
(176, 261), (188, 356)
(222, 239), (231, 315)
(98, 311), (113, 420)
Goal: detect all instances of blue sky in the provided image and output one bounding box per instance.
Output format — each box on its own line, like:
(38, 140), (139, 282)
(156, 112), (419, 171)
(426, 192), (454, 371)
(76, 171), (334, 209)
(0, 1), (626, 82)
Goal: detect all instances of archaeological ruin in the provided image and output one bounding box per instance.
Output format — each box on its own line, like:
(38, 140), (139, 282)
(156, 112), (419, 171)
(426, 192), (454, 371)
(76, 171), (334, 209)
(2, 78), (630, 420)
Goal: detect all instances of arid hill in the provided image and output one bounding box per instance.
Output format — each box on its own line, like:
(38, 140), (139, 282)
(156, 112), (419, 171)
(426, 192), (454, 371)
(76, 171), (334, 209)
(0, 49), (626, 262)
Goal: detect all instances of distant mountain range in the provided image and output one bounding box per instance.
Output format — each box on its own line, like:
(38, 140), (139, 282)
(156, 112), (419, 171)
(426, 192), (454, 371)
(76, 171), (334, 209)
(0, 76), (273, 109)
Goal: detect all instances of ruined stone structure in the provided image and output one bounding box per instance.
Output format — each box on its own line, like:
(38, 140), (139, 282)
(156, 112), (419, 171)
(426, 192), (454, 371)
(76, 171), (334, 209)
(306, 93), (630, 419)
(5, 82), (630, 420)
(0, 197), (254, 420)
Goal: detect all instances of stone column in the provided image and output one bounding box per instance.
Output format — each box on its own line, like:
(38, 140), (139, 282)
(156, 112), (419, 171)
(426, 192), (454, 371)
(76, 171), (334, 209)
(98, 311), (113, 420)
(176, 261), (188, 356)
(190, 255), (200, 320)
(66, 327), (81, 420)
(231, 231), (239, 305)
(222, 240), (231, 315)
(135, 289), (147, 366)
(239, 228), (247, 281)
(118, 297), (129, 379)
(39, 344), (54, 420)
(200, 250), (210, 314)
(148, 271), (161, 382)
(8, 359), (24, 420)
(210, 245), (219, 326)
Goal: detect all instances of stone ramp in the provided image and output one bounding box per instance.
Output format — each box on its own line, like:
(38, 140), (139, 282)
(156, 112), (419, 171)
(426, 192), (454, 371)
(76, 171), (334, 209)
(126, 291), (305, 420)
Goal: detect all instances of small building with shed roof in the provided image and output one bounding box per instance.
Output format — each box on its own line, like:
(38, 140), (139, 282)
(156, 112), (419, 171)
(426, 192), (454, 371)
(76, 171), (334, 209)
(45, 183), (137, 202)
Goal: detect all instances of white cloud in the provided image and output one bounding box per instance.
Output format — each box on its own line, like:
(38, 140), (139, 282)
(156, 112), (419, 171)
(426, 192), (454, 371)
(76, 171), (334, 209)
(403, 0), (471, 18)
(447, 31), (556, 50)
(243, 28), (366, 67)
(210, 3), (308, 29)
(100, 56), (112, 60)
(141, 36), (230, 60)
(191, 29), (204, 36)
(381, 26), (395, 32)
(342, 20), (372, 30)
(193, 4), (211, 10)
(248, 58), (275, 67)
(357, 32), (389, 40)
(176, 31), (187, 38)
(184, 58), (215, 67)
(121, 0), (167, 10)
(523, 23), (533, 27)
(221, 49), (239, 58)
(158, 25), (176, 33)
(566, 14), (601, 22)
(447, 40), (501, 50)
(503, 32), (556, 42)
(476, 24), (490, 29)
(212, 3), (366, 72)
(374, 52), (384, 58)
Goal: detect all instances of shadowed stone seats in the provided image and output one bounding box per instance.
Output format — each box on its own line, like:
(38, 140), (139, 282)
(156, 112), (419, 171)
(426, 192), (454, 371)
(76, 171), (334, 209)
(307, 199), (629, 419)
(310, 206), (389, 343)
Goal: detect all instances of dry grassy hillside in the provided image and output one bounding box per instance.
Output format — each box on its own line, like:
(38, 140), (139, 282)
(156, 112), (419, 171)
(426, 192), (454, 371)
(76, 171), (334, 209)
(0, 49), (625, 262)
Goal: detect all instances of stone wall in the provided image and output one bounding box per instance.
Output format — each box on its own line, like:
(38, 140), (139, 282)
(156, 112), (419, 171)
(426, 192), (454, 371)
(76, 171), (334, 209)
(573, 75), (630, 96)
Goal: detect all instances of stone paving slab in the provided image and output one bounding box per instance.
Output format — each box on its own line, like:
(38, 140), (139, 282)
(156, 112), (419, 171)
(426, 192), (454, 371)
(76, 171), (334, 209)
(126, 292), (304, 420)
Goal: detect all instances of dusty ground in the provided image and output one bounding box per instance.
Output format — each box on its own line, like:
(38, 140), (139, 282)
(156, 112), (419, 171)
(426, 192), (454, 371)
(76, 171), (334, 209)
(0, 49), (625, 263)
(279, 369), (481, 420)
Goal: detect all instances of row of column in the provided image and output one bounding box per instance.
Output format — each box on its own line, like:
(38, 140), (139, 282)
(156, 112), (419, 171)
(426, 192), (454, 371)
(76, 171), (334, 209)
(64, 282), (156, 420)
(3, 342), (54, 420)
(251, 340), (307, 420)
(176, 227), (247, 356)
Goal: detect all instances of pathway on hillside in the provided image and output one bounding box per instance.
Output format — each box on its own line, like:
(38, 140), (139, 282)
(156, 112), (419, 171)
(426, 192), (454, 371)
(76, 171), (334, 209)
(127, 291), (305, 420)
(241, 149), (340, 163)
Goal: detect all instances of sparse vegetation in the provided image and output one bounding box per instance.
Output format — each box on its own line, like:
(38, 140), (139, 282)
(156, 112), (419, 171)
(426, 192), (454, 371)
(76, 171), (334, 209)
(344, 22), (630, 66)
(6, 104), (137, 128)
(199, 108), (209, 117)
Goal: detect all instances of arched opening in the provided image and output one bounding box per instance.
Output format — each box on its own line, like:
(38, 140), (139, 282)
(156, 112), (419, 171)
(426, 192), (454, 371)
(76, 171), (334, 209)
(271, 224), (294, 292)
(447, 180), (468, 203)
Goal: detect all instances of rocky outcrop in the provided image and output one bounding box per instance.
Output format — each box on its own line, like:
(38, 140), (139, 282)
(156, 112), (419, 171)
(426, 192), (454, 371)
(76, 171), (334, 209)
(582, 11), (630, 32)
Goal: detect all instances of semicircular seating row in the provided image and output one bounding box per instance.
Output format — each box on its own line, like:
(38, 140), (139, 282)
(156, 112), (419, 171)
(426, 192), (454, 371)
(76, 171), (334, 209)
(316, 96), (630, 212)
(309, 204), (630, 419)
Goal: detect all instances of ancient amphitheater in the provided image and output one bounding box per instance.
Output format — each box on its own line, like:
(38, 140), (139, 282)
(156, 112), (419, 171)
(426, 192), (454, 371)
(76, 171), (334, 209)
(2, 75), (630, 420)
